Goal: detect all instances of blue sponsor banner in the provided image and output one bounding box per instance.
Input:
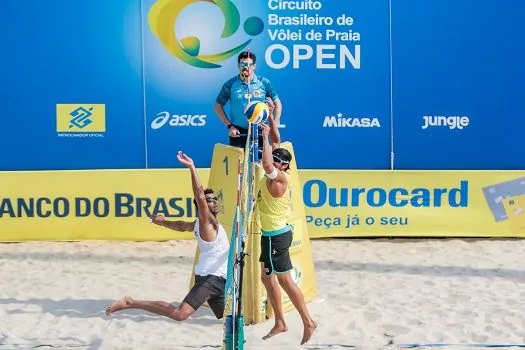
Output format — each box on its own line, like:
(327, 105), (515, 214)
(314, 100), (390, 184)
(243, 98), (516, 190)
(0, 0), (145, 171)
(1, 0), (524, 171)
(143, 0), (391, 169)
(391, 0), (525, 170)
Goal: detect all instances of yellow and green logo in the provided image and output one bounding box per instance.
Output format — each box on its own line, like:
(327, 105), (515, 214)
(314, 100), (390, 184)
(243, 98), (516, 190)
(148, 0), (264, 69)
(56, 104), (106, 133)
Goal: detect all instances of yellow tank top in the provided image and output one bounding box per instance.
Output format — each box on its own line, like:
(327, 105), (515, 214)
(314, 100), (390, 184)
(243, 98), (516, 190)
(256, 171), (291, 235)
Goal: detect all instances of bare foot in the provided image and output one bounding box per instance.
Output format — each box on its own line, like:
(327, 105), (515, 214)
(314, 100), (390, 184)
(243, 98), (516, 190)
(105, 296), (133, 316)
(300, 320), (318, 345)
(262, 321), (288, 340)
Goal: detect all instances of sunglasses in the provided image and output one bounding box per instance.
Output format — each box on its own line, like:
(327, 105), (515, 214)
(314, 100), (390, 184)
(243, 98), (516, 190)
(206, 197), (218, 203)
(239, 62), (254, 68)
(273, 155), (289, 164)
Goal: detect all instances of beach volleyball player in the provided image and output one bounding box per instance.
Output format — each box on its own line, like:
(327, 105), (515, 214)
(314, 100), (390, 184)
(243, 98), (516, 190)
(251, 104), (317, 345)
(105, 151), (229, 322)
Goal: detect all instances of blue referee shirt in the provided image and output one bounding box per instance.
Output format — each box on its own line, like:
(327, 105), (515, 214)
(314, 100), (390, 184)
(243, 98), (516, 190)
(216, 74), (279, 129)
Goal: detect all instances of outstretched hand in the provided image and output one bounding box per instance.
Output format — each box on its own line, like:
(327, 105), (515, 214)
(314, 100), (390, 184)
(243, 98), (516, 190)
(177, 151), (195, 168)
(150, 213), (166, 226)
(259, 123), (270, 138)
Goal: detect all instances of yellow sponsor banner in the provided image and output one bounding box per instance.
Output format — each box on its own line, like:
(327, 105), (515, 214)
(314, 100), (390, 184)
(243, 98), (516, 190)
(56, 104), (106, 132)
(3, 168), (525, 241)
(0, 169), (209, 241)
(300, 170), (525, 237)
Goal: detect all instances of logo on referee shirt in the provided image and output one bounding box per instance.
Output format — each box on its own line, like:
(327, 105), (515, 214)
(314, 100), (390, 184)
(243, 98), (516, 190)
(148, 0), (264, 68)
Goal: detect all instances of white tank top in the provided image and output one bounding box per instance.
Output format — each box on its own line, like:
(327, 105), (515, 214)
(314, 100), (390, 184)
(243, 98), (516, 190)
(193, 218), (230, 278)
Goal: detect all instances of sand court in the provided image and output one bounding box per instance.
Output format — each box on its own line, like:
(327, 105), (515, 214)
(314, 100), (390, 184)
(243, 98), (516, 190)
(1, 238), (524, 349)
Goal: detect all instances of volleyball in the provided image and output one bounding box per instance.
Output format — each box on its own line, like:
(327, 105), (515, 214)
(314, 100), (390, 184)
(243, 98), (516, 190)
(244, 101), (269, 125)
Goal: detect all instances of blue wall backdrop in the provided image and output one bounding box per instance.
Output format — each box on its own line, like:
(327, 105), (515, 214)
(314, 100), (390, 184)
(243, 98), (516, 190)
(0, 0), (146, 171)
(391, 0), (525, 170)
(0, 0), (524, 171)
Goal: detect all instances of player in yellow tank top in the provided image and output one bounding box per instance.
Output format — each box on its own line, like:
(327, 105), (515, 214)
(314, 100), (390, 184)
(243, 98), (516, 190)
(256, 99), (317, 346)
(257, 169), (291, 233)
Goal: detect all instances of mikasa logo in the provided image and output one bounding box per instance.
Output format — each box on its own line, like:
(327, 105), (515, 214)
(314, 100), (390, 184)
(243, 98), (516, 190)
(323, 113), (381, 128)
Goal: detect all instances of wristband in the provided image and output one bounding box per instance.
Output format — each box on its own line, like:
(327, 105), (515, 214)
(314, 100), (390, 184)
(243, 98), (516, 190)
(265, 167), (279, 180)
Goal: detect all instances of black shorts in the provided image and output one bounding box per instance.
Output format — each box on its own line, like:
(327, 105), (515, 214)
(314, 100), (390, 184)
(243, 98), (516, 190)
(183, 274), (226, 319)
(229, 125), (264, 153)
(259, 230), (293, 276)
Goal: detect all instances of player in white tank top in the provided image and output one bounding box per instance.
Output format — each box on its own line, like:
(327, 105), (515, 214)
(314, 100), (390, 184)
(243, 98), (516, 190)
(105, 151), (230, 321)
(193, 217), (229, 278)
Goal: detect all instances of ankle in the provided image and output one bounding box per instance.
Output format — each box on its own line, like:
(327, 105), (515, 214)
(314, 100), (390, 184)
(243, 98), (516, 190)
(275, 318), (287, 327)
(301, 317), (314, 327)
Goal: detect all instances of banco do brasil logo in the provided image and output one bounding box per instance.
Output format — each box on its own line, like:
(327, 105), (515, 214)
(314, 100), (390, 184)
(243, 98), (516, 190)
(56, 104), (106, 135)
(70, 106), (94, 129)
(148, 0), (264, 68)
